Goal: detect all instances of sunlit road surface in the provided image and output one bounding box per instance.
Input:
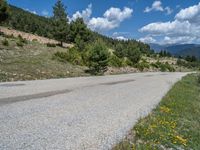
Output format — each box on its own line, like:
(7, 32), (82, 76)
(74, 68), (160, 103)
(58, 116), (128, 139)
(0, 72), (188, 150)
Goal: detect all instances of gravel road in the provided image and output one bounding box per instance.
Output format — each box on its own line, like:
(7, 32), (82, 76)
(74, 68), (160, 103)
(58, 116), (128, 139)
(0, 72), (188, 150)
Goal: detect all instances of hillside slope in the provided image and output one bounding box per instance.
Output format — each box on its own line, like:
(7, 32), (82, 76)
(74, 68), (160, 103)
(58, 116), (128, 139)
(0, 35), (87, 82)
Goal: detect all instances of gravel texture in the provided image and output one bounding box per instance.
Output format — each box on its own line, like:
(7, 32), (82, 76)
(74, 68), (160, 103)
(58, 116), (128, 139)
(0, 72), (188, 150)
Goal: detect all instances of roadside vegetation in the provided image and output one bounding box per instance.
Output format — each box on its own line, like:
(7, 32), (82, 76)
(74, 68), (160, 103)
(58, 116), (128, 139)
(0, 0), (198, 81)
(113, 74), (200, 150)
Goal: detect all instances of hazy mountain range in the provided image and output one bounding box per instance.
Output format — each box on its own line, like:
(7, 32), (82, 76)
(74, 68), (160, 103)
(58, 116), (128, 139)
(149, 43), (200, 58)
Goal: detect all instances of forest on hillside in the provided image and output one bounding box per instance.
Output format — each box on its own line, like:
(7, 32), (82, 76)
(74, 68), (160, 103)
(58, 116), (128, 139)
(1, 0), (199, 74)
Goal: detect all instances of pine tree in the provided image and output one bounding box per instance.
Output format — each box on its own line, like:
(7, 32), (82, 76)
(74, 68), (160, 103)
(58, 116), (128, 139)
(52, 0), (69, 46)
(0, 0), (9, 23)
(69, 18), (92, 50)
(88, 40), (110, 75)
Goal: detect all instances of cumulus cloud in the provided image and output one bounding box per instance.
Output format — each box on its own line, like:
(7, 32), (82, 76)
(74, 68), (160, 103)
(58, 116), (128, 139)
(70, 5), (133, 32)
(175, 2), (200, 24)
(25, 8), (37, 15)
(88, 7), (133, 31)
(144, 1), (164, 12)
(139, 36), (156, 43)
(70, 4), (92, 22)
(162, 36), (197, 45)
(140, 2), (200, 44)
(115, 36), (128, 41)
(144, 1), (173, 15)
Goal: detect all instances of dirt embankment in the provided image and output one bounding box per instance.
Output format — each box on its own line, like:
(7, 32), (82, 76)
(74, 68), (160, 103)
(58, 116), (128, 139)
(0, 26), (73, 48)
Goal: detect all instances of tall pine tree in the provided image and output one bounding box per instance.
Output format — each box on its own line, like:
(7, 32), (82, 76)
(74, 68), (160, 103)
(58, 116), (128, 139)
(52, 0), (69, 46)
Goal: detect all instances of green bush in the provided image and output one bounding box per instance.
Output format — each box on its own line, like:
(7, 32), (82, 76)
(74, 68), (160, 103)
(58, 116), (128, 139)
(16, 41), (24, 47)
(88, 40), (110, 75)
(136, 61), (150, 71)
(122, 58), (133, 66)
(54, 47), (83, 65)
(18, 35), (27, 44)
(126, 48), (141, 64)
(2, 38), (9, 46)
(151, 61), (175, 72)
(108, 55), (123, 67)
(47, 43), (56, 47)
(198, 74), (200, 84)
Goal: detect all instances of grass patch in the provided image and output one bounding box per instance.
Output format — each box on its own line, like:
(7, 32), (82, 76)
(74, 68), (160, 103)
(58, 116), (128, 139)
(0, 35), (87, 82)
(113, 74), (200, 150)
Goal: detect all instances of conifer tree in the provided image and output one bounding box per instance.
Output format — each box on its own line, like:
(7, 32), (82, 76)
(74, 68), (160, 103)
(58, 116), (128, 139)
(52, 0), (69, 46)
(0, 0), (9, 23)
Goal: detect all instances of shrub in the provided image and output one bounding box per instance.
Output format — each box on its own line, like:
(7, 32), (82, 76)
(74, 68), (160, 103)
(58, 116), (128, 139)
(16, 41), (24, 47)
(18, 35), (27, 44)
(54, 47), (83, 65)
(126, 48), (141, 64)
(32, 39), (38, 42)
(198, 74), (200, 84)
(123, 58), (133, 66)
(88, 41), (110, 75)
(109, 55), (123, 67)
(47, 43), (56, 47)
(151, 61), (175, 72)
(4, 34), (14, 39)
(136, 61), (150, 71)
(2, 38), (9, 46)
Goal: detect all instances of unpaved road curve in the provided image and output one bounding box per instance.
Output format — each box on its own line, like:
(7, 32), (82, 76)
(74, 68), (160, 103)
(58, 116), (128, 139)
(0, 72), (188, 150)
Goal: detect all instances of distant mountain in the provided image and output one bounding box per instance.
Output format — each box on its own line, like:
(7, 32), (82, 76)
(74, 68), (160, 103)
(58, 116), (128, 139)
(149, 43), (165, 52)
(149, 43), (200, 58)
(178, 46), (200, 58)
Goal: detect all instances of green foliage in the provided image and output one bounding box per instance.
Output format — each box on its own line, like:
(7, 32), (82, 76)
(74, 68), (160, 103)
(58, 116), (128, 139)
(113, 74), (200, 150)
(47, 43), (56, 47)
(2, 38), (9, 46)
(151, 61), (175, 72)
(18, 35), (27, 43)
(88, 41), (110, 75)
(109, 55), (123, 67)
(54, 48), (83, 65)
(159, 50), (172, 57)
(0, 0), (9, 23)
(123, 58), (133, 66)
(52, 0), (69, 46)
(185, 55), (197, 62)
(177, 58), (200, 69)
(6, 5), (54, 38)
(126, 47), (141, 64)
(69, 18), (92, 50)
(16, 41), (23, 47)
(136, 60), (150, 71)
(114, 43), (126, 58)
(198, 74), (200, 84)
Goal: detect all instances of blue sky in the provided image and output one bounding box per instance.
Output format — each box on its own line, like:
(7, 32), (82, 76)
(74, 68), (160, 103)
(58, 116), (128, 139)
(8, 0), (200, 45)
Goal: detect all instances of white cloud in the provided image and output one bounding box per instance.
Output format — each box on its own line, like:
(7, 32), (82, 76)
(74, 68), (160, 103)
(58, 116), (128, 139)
(88, 17), (118, 31)
(162, 36), (196, 45)
(70, 5), (133, 32)
(25, 8), (37, 15)
(165, 7), (173, 15)
(144, 1), (173, 15)
(144, 1), (164, 12)
(175, 2), (200, 24)
(104, 7), (133, 22)
(112, 32), (129, 36)
(88, 7), (133, 31)
(42, 10), (49, 16)
(140, 2), (200, 44)
(115, 36), (128, 41)
(139, 36), (156, 43)
(70, 4), (92, 22)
